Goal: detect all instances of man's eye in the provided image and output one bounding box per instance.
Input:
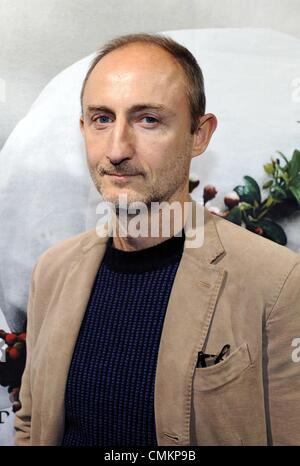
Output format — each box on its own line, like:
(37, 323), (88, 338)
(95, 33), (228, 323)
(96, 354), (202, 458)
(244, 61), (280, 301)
(94, 115), (112, 124)
(142, 116), (159, 124)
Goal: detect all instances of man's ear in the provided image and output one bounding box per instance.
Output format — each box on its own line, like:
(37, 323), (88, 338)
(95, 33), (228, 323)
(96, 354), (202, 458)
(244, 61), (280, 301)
(79, 115), (85, 136)
(191, 113), (218, 158)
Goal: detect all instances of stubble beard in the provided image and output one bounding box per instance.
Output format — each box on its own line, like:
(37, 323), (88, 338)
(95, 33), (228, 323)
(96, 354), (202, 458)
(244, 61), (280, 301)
(88, 148), (191, 212)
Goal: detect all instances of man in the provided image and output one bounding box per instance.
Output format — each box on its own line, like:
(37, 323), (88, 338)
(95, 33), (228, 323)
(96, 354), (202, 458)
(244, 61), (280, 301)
(14, 33), (300, 446)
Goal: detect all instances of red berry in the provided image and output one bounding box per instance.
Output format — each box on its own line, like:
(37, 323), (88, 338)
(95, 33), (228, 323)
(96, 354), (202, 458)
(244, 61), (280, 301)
(6, 347), (20, 359)
(203, 185), (218, 204)
(255, 227), (264, 235)
(5, 333), (17, 346)
(17, 332), (26, 343)
(224, 191), (240, 208)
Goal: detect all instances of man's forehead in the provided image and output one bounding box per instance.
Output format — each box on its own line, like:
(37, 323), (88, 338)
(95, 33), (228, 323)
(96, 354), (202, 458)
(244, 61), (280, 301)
(83, 81), (187, 115)
(83, 44), (189, 111)
(84, 67), (186, 110)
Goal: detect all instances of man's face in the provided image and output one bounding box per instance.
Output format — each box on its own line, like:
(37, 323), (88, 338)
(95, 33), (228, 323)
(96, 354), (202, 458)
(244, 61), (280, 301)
(80, 43), (197, 207)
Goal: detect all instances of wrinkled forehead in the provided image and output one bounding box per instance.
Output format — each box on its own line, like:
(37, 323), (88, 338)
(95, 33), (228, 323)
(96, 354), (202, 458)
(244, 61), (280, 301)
(83, 44), (189, 111)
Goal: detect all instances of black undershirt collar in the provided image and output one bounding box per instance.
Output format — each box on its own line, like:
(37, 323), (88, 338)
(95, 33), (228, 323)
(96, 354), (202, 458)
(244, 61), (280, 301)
(103, 229), (185, 273)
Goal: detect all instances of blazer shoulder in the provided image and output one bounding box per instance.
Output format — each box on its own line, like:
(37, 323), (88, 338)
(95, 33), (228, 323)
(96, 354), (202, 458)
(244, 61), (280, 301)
(212, 213), (300, 269)
(32, 228), (103, 279)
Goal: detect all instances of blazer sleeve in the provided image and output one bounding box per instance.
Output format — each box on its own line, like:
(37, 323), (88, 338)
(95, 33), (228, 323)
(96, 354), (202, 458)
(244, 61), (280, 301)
(13, 264), (37, 446)
(264, 259), (300, 445)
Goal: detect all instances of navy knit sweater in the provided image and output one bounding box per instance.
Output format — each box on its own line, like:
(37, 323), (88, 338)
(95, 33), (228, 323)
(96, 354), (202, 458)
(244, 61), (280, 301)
(61, 230), (185, 446)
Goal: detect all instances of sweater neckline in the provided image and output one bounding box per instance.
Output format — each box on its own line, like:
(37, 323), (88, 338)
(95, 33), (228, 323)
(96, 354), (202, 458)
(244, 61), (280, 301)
(103, 230), (185, 273)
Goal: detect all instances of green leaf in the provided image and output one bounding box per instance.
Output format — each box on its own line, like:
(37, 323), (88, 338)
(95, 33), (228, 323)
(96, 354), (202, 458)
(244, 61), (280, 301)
(265, 196), (274, 207)
(264, 163), (274, 175)
(254, 219), (287, 245)
(289, 149), (300, 180)
(277, 150), (289, 166)
(226, 206), (242, 225)
(243, 176), (261, 203)
(239, 202), (253, 211)
(274, 163), (289, 185)
(263, 180), (273, 189)
(233, 185), (255, 205)
(271, 185), (288, 200)
(242, 211), (252, 227)
(289, 186), (300, 206)
(290, 175), (300, 188)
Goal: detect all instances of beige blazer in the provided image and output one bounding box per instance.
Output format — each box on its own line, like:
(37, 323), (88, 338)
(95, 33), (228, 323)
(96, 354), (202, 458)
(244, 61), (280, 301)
(14, 198), (300, 446)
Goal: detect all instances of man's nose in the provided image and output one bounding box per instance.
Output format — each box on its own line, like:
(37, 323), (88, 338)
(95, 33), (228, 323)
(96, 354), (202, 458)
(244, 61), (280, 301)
(106, 118), (135, 165)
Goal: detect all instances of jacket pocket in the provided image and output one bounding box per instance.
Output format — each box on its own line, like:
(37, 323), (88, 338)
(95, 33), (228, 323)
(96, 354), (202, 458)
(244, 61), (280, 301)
(193, 342), (252, 391)
(190, 342), (267, 446)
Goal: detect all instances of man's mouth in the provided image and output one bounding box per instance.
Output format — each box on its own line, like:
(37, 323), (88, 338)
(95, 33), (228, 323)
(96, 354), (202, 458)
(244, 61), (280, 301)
(107, 173), (139, 181)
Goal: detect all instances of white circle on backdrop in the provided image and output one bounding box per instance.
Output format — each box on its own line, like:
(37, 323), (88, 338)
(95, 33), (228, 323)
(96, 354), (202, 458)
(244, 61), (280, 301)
(0, 28), (299, 335)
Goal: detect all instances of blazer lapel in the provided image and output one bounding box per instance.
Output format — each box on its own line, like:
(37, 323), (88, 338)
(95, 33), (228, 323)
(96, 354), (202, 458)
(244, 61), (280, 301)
(155, 200), (227, 446)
